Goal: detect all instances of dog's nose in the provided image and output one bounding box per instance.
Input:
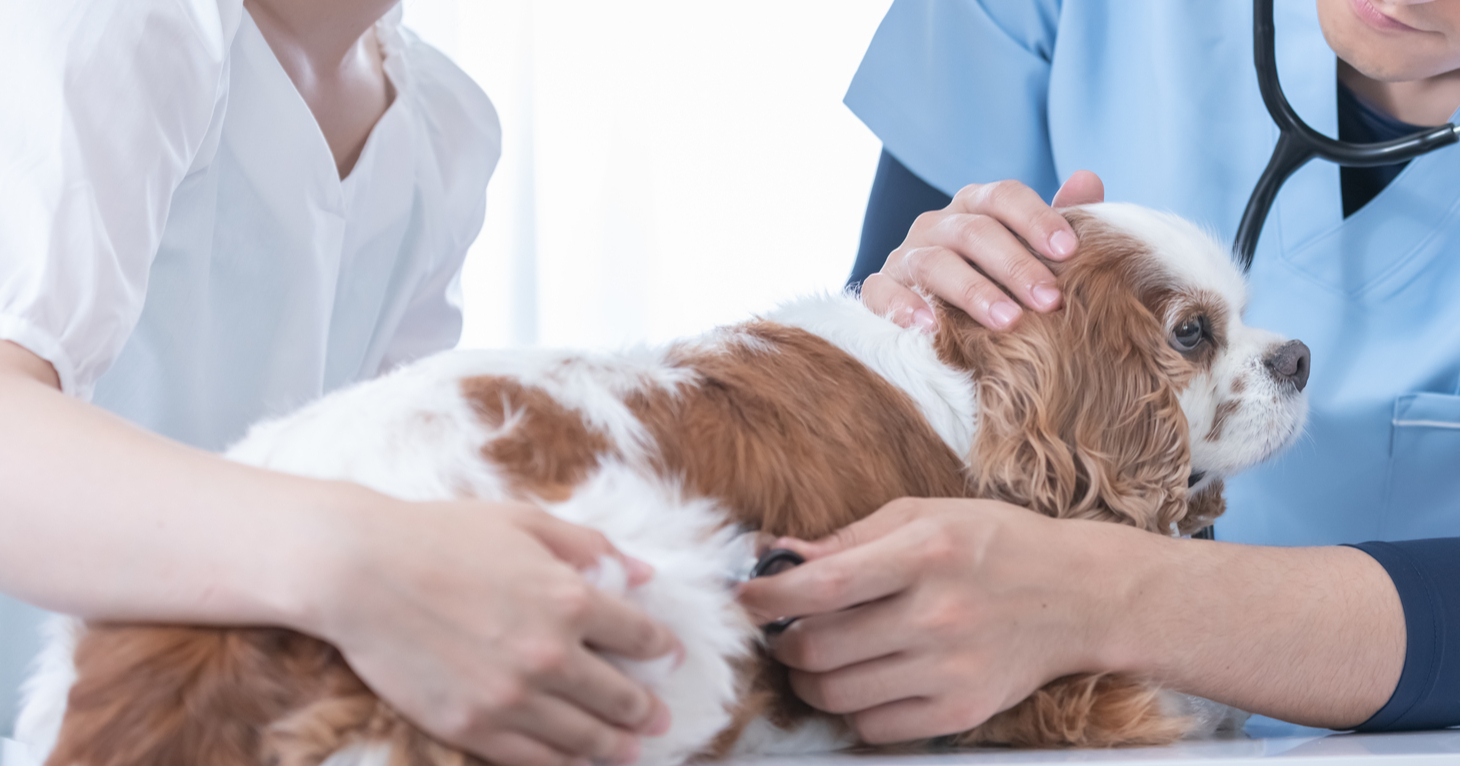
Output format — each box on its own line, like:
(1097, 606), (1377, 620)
(1265, 340), (1311, 393)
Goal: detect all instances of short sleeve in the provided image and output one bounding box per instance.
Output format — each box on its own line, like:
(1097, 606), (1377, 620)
(1348, 539), (1460, 732)
(377, 21), (500, 372)
(0, 0), (239, 399)
(844, 0), (1063, 199)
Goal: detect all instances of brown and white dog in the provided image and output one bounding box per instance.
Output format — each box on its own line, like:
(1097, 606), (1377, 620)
(15, 203), (1309, 766)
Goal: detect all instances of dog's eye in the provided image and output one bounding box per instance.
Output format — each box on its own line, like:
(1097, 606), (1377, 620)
(1172, 317), (1206, 352)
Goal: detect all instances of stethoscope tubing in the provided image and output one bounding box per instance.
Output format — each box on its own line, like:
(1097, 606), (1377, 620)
(1233, 0), (1459, 272)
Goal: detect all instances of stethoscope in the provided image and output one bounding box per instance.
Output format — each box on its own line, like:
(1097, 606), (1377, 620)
(1198, 0), (1460, 540)
(750, 0), (1460, 567)
(1234, 0), (1459, 272)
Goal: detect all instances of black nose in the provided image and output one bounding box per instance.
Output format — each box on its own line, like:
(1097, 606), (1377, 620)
(1265, 340), (1311, 393)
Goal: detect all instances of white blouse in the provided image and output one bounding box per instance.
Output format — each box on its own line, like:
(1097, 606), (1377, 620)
(0, 0), (500, 450)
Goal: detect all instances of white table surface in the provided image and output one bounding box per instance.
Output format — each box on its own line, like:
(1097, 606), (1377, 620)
(720, 730), (1460, 766)
(8, 728), (1460, 766)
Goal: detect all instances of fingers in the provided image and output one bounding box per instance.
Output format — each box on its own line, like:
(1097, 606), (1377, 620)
(950, 180), (1079, 263)
(509, 693), (644, 766)
(920, 212), (1062, 315)
(465, 731), (583, 766)
(850, 696), (988, 745)
(1051, 169), (1106, 208)
(519, 509), (655, 587)
(787, 652), (931, 718)
(581, 588), (679, 661)
(872, 177), (1104, 332)
(547, 647), (671, 732)
(786, 497), (937, 560)
(772, 590), (912, 673)
(737, 527), (923, 624)
(858, 273), (937, 331)
(887, 245), (1025, 330)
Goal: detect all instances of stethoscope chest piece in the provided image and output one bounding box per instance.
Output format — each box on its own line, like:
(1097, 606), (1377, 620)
(750, 548), (805, 635)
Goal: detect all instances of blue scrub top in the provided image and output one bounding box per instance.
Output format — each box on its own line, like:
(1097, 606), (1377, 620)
(846, 0), (1460, 547)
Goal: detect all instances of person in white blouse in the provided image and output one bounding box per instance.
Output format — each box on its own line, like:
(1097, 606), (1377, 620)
(0, 1), (678, 764)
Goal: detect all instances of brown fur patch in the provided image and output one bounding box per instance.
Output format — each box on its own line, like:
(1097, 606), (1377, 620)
(47, 625), (478, 766)
(627, 323), (971, 541)
(1166, 290), (1230, 373)
(462, 375), (615, 501)
(1205, 400), (1241, 443)
(957, 674), (1186, 748)
(1178, 479), (1227, 537)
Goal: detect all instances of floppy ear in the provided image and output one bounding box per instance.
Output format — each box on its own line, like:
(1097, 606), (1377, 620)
(934, 245), (1193, 534)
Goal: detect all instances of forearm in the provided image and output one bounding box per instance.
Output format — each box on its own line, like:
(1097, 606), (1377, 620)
(0, 343), (369, 630)
(1095, 528), (1404, 728)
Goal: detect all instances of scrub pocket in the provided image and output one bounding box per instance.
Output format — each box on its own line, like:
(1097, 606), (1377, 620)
(1384, 393), (1460, 540)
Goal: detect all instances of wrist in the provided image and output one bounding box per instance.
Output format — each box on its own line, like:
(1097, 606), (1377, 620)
(262, 479), (394, 640)
(1078, 522), (1187, 679)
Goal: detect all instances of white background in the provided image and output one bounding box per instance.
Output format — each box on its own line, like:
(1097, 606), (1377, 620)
(397, 0), (895, 350)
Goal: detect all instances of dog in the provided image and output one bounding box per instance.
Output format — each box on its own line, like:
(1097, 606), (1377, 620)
(15, 203), (1309, 766)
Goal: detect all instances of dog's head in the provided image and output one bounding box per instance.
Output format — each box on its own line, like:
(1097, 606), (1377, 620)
(933, 202), (1307, 535)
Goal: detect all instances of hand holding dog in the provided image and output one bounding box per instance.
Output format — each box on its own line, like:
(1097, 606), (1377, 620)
(861, 171), (1105, 331)
(739, 495), (1409, 741)
(737, 498), (1125, 743)
(311, 500), (681, 766)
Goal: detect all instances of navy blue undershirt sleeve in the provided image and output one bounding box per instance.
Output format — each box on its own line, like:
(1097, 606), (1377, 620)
(847, 148), (953, 290)
(1336, 81), (1418, 217)
(1346, 539), (1460, 731)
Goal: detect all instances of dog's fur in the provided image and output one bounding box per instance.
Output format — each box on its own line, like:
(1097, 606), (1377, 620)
(15, 203), (1308, 766)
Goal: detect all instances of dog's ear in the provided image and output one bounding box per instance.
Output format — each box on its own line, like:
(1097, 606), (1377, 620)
(934, 229), (1192, 534)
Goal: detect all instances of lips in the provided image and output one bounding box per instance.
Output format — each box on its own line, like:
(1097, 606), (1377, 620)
(1348, 0), (1422, 33)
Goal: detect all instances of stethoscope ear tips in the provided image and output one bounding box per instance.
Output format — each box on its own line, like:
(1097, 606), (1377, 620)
(750, 548), (806, 635)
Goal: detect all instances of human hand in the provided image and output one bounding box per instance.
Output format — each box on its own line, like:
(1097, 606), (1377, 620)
(862, 171), (1105, 331)
(737, 497), (1135, 744)
(305, 497), (682, 766)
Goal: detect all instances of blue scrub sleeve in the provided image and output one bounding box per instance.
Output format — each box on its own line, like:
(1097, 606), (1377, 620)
(848, 149), (954, 289)
(844, 0), (1062, 199)
(1347, 539), (1460, 731)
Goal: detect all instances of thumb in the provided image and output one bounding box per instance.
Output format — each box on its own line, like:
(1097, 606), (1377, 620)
(1051, 169), (1105, 208)
(516, 508), (656, 587)
(773, 498), (930, 561)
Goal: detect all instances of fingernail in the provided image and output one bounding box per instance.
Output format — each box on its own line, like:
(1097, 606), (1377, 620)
(912, 309), (937, 333)
(645, 703), (673, 737)
(617, 737), (642, 765)
(1049, 230), (1077, 259)
(672, 643), (687, 670)
(1031, 283), (1061, 310)
(989, 301), (1021, 328)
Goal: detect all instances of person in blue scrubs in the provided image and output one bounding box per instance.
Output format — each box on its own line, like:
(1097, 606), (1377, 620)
(740, 0), (1460, 741)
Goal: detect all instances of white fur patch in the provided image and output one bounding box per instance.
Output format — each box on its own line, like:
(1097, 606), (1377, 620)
(547, 466), (756, 766)
(13, 616), (81, 760)
(1079, 202), (1247, 313)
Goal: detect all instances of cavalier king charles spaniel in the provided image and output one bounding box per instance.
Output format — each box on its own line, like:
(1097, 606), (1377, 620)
(17, 203), (1309, 766)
